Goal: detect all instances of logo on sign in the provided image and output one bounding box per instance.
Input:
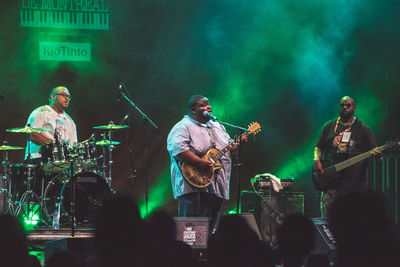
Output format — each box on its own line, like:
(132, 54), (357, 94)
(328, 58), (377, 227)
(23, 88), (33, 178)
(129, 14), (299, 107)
(182, 227), (196, 245)
(39, 42), (91, 61)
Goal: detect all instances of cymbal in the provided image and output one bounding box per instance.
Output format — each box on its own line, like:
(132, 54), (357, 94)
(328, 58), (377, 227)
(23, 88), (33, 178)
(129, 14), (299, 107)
(95, 140), (121, 146)
(5, 125), (50, 133)
(0, 145), (24, 151)
(93, 123), (128, 130)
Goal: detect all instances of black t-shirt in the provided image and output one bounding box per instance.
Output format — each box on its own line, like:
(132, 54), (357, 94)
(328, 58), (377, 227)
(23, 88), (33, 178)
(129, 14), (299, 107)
(316, 118), (376, 191)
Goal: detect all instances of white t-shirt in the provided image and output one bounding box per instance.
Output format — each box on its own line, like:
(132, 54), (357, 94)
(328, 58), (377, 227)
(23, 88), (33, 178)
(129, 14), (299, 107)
(25, 105), (77, 159)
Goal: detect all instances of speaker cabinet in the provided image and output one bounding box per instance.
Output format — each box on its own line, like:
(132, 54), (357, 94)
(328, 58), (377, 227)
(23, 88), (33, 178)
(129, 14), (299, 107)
(45, 237), (94, 264)
(241, 191), (304, 245)
(174, 217), (209, 249)
(310, 218), (336, 260)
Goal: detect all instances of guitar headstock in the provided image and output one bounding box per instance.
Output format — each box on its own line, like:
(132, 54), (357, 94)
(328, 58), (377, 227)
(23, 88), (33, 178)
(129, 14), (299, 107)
(247, 122), (261, 135)
(385, 140), (400, 148)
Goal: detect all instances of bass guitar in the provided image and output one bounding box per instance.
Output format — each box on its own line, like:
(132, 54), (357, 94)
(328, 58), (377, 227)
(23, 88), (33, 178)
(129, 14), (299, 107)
(181, 122), (261, 188)
(312, 141), (398, 191)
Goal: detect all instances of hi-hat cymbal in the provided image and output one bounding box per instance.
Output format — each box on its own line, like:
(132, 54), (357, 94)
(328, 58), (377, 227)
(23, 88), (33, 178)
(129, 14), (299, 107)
(95, 140), (121, 146)
(6, 125), (50, 133)
(0, 145), (24, 151)
(93, 123), (129, 130)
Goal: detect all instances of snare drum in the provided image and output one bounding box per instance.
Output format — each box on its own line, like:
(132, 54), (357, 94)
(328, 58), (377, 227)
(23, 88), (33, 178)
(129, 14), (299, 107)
(73, 141), (97, 169)
(41, 141), (71, 172)
(43, 171), (112, 226)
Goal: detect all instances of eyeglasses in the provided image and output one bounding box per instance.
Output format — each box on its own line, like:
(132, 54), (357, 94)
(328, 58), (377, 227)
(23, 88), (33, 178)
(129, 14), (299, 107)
(340, 103), (351, 108)
(55, 93), (71, 100)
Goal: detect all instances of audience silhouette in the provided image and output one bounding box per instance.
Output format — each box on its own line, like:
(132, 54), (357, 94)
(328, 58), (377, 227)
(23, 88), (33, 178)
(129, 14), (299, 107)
(207, 214), (273, 267)
(0, 213), (41, 267)
(146, 210), (195, 267)
(327, 192), (400, 267)
(6, 190), (398, 266)
(45, 250), (84, 267)
(94, 193), (147, 267)
(277, 213), (315, 267)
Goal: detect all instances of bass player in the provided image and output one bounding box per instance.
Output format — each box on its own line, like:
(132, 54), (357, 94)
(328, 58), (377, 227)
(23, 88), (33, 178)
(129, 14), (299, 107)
(313, 96), (378, 216)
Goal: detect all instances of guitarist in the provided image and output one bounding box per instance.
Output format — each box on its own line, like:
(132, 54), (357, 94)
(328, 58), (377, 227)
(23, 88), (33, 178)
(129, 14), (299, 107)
(167, 95), (246, 232)
(313, 96), (377, 217)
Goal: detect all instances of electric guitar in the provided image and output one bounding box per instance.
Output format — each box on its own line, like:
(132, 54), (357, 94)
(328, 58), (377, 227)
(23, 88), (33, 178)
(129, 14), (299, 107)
(312, 141), (398, 191)
(181, 122), (261, 188)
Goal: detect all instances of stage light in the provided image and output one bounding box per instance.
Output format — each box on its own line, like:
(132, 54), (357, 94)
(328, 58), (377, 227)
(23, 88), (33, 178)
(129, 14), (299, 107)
(227, 209), (238, 214)
(23, 204), (41, 226)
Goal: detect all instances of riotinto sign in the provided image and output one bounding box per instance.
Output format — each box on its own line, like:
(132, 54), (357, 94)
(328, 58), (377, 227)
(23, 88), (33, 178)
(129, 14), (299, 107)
(39, 42), (91, 61)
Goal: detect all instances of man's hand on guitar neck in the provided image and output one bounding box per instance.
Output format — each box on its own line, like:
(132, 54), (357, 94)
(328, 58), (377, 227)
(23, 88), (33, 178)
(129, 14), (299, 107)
(231, 135), (248, 151)
(177, 150), (213, 171)
(371, 148), (382, 159)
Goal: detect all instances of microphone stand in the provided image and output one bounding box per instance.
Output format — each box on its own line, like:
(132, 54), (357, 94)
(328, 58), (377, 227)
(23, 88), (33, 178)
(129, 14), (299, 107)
(119, 113), (137, 184)
(214, 120), (249, 214)
(119, 89), (158, 217)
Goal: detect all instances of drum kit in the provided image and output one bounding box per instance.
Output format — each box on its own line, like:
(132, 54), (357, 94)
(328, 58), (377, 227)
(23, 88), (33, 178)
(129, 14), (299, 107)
(0, 122), (128, 227)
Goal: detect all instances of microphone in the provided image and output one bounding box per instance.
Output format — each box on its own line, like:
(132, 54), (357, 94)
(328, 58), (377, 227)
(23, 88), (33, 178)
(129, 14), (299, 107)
(116, 83), (123, 103)
(120, 113), (129, 124)
(203, 111), (218, 121)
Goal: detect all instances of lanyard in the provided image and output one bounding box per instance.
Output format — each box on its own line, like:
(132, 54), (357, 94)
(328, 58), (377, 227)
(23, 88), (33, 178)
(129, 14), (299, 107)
(333, 116), (356, 135)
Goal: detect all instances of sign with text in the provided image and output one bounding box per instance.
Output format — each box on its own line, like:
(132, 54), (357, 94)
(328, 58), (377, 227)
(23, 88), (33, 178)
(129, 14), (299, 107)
(39, 41), (91, 61)
(21, 0), (110, 30)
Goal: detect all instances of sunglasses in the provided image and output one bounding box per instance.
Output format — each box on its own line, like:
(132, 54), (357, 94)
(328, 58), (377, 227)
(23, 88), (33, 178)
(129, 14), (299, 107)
(340, 103), (352, 108)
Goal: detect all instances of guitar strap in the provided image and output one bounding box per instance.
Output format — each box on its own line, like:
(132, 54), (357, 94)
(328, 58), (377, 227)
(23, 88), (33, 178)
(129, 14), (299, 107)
(207, 125), (217, 149)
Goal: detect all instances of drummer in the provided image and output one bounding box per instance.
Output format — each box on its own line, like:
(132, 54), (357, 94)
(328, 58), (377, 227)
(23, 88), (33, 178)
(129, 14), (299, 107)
(25, 86), (77, 162)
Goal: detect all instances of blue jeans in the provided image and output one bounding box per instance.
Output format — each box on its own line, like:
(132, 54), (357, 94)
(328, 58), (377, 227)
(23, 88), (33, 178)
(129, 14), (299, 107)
(178, 192), (223, 232)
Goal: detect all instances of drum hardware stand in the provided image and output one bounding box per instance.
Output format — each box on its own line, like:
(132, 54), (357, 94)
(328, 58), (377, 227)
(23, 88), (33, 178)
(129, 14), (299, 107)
(107, 127), (114, 186)
(14, 164), (42, 222)
(14, 129), (42, 220)
(99, 133), (107, 179)
(118, 83), (158, 216)
(99, 131), (116, 186)
(119, 113), (137, 185)
(0, 142), (14, 214)
(69, 155), (78, 237)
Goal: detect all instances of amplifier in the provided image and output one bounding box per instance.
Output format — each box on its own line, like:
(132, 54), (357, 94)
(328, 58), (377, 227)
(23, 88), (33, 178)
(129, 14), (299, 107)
(253, 175), (294, 192)
(255, 179), (294, 192)
(241, 191), (305, 245)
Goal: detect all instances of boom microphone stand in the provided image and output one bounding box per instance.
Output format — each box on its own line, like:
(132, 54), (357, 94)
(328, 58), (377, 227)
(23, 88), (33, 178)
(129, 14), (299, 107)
(117, 83), (158, 216)
(213, 119), (249, 214)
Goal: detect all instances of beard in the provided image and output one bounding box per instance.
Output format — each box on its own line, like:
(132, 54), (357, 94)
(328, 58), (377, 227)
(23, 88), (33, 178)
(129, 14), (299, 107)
(340, 110), (354, 120)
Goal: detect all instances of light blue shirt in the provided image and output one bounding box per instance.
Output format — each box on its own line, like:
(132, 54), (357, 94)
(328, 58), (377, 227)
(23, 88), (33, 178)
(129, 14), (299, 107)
(167, 115), (232, 199)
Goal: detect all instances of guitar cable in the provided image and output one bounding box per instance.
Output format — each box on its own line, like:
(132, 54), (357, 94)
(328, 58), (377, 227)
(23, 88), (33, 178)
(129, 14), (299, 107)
(250, 179), (282, 219)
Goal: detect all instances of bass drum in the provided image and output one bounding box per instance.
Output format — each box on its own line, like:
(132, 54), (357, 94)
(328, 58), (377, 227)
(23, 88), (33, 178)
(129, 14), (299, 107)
(43, 171), (112, 226)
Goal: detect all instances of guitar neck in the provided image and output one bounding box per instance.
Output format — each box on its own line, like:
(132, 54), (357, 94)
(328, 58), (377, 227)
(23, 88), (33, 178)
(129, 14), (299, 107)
(211, 131), (251, 162)
(334, 143), (391, 172)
